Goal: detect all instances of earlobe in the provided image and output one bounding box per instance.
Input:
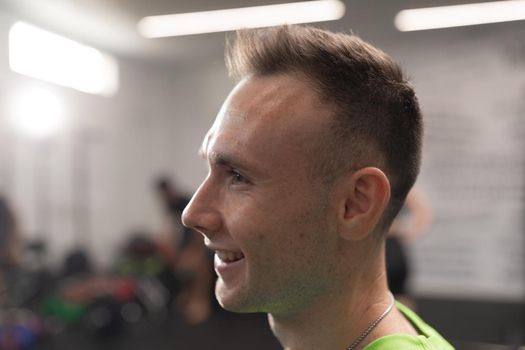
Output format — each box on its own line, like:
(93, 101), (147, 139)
(338, 167), (391, 241)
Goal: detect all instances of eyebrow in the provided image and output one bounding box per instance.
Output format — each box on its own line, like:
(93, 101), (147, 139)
(197, 132), (265, 176)
(207, 151), (249, 172)
(199, 143), (262, 177)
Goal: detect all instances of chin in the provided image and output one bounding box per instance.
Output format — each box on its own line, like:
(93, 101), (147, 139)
(215, 282), (263, 313)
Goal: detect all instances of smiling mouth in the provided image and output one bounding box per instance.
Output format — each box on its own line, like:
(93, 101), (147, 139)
(216, 250), (245, 263)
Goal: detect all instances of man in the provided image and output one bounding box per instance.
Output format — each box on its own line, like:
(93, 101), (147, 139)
(182, 25), (453, 350)
(0, 195), (19, 303)
(0, 195), (19, 269)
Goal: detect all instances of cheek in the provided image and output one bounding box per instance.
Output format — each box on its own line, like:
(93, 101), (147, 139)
(222, 194), (294, 250)
(222, 187), (287, 227)
(260, 201), (330, 262)
(222, 184), (332, 257)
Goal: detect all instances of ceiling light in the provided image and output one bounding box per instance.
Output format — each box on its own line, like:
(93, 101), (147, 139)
(138, 0), (345, 38)
(395, 0), (525, 32)
(8, 87), (65, 139)
(9, 22), (119, 96)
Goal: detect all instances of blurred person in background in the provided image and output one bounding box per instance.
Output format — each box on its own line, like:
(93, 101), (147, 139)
(387, 188), (433, 307)
(182, 25), (453, 349)
(154, 176), (214, 324)
(0, 194), (20, 305)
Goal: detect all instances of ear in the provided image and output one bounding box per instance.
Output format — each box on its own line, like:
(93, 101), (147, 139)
(337, 167), (391, 241)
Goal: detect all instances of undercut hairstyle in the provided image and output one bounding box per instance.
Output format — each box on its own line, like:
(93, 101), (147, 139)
(225, 25), (423, 232)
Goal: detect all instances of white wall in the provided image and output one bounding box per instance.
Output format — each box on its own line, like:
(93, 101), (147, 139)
(0, 10), (226, 268)
(400, 30), (525, 301)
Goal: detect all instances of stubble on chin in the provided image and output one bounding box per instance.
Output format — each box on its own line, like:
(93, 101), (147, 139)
(215, 278), (253, 313)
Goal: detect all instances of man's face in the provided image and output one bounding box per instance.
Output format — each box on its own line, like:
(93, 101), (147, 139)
(182, 74), (341, 315)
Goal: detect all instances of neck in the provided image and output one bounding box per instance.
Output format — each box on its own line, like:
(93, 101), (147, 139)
(268, 243), (391, 350)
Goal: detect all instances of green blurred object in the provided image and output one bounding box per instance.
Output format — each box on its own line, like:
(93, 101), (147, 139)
(41, 296), (85, 323)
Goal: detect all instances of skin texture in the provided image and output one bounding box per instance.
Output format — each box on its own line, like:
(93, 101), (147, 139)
(183, 74), (342, 314)
(182, 74), (418, 349)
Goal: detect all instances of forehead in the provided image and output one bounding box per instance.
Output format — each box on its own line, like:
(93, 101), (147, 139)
(202, 74), (333, 170)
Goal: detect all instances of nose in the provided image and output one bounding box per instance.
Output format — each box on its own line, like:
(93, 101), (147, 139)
(181, 177), (222, 236)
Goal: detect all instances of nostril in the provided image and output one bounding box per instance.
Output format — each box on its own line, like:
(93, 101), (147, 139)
(193, 225), (209, 235)
(194, 211), (222, 235)
(181, 201), (222, 235)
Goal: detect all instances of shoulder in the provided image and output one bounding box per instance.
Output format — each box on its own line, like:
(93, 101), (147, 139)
(364, 334), (454, 350)
(364, 303), (455, 350)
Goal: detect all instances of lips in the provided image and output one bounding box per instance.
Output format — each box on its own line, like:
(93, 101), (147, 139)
(216, 250), (245, 263)
(213, 248), (245, 278)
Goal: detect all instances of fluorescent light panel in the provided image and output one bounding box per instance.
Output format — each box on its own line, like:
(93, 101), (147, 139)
(9, 22), (119, 96)
(395, 0), (525, 32)
(138, 0), (345, 38)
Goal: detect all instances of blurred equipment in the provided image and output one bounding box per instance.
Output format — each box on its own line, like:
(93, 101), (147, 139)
(0, 308), (45, 350)
(115, 233), (176, 321)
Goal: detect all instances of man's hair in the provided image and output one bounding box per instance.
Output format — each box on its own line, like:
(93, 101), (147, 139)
(225, 25), (423, 232)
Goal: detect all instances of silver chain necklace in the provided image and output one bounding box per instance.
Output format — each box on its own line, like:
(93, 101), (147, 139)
(346, 292), (395, 350)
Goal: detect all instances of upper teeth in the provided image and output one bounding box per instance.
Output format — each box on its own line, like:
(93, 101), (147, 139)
(216, 250), (244, 263)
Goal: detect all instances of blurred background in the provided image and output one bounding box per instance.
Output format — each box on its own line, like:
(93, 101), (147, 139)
(0, 0), (523, 349)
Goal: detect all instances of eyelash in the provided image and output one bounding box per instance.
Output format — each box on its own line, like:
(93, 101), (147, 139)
(228, 169), (249, 185)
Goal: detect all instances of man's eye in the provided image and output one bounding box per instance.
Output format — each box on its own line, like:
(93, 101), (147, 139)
(229, 170), (249, 185)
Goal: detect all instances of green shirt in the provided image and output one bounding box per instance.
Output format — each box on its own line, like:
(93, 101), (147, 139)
(364, 302), (455, 350)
